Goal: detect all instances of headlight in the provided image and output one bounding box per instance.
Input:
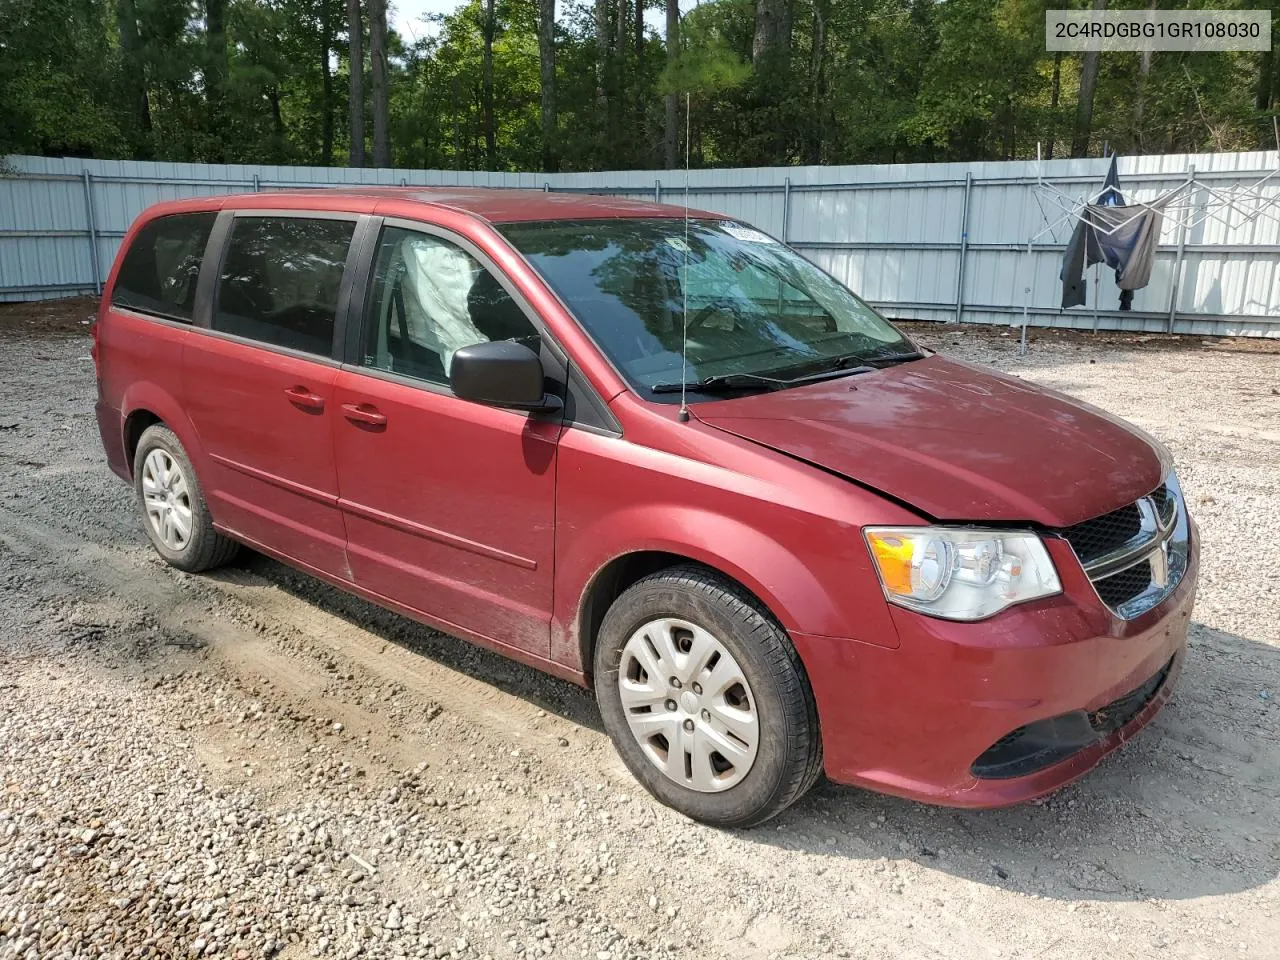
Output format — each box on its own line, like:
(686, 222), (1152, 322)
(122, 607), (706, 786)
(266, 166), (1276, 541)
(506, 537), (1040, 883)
(863, 527), (1062, 621)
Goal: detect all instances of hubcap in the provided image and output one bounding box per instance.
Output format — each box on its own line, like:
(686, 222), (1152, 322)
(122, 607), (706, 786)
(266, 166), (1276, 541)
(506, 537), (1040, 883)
(141, 449), (193, 551)
(617, 617), (759, 793)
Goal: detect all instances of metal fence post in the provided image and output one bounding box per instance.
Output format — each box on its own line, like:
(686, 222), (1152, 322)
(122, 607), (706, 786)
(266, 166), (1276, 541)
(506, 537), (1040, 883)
(655, 179), (662, 204)
(1167, 165), (1194, 333)
(953, 172), (972, 323)
(781, 177), (792, 243)
(252, 173), (261, 192)
(81, 170), (102, 295)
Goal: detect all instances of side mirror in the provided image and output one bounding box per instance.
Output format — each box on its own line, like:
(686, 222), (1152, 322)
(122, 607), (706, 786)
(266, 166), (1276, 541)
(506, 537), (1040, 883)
(450, 340), (560, 412)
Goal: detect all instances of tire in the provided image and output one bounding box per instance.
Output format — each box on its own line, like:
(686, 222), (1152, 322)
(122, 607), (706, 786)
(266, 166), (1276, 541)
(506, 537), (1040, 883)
(594, 564), (822, 828)
(133, 424), (240, 573)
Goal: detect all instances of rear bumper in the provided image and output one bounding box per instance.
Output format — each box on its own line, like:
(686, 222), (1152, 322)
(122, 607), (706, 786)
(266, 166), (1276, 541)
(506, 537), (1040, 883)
(793, 525), (1199, 807)
(95, 400), (130, 481)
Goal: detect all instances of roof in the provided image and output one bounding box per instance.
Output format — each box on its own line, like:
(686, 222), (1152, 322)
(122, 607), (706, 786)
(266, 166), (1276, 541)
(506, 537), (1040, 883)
(216, 186), (724, 224)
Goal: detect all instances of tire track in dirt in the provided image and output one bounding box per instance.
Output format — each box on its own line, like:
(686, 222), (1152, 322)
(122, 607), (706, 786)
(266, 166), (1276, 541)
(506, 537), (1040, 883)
(0, 503), (625, 784)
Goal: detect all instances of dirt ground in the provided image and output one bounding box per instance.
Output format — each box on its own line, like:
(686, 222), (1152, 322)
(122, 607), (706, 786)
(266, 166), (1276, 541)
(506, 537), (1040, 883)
(1, 299), (1278, 960)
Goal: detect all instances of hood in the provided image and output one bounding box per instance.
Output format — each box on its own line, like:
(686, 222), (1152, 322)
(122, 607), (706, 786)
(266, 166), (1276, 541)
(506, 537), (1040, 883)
(693, 356), (1166, 528)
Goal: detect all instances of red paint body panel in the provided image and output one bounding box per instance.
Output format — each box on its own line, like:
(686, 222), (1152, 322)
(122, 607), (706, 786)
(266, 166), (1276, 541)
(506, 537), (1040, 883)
(695, 355), (1169, 527)
(550, 398), (916, 662)
(183, 335), (350, 578)
(94, 188), (1200, 811)
(93, 310), (191, 480)
(794, 531), (1198, 805)
(330, 370), (560, 657)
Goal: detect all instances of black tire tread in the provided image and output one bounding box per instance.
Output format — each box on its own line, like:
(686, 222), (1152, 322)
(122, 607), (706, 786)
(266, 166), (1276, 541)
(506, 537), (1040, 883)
(134, 424), (240, 573)
(597, 563), (822, 828)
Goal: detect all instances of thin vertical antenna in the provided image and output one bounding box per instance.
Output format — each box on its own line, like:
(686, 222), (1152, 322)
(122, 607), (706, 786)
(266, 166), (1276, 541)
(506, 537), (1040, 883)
(678, 92), (692, 423)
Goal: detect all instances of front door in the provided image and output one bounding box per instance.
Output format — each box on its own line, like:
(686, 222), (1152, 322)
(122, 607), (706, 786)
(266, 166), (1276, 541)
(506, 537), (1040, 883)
(183, 213), (358, 578)
(332, 223), (560, 658)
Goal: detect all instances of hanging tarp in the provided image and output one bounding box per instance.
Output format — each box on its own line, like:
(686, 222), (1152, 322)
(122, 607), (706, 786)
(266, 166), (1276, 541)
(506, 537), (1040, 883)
(1060, 156), (1167, 308)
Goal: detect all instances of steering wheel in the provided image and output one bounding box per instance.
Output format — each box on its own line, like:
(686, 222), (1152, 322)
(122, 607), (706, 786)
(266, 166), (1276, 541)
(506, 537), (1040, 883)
(687, 296), (746, 333)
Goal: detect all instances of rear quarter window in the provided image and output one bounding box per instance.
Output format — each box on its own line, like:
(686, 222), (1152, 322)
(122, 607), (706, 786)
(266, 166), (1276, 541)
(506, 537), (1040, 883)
(111, 212), (217, 322)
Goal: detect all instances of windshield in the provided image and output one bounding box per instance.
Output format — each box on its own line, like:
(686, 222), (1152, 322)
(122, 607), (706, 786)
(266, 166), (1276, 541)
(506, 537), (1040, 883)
(499, 218), (917, 401)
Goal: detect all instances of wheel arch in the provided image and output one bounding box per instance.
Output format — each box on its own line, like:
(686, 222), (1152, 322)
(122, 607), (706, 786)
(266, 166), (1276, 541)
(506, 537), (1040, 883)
(117, 382), (206, 479)
(122, 409), (163, 475)
(573, 533), (818, 686)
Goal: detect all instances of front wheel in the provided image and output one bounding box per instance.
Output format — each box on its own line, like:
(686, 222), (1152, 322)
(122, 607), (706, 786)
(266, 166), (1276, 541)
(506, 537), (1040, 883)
(594, 565), (822, 828)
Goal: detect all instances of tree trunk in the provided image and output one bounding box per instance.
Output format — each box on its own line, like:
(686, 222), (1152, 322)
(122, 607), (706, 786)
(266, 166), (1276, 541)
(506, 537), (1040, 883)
(320, 0), (335, 165)
(663, 0), (678, 169)
(594, 0), (609, 110)
(205, 0), (229, 161)
(752, 0), (789, 68)
(481, 0), (497, 168)
(270, 86), (284, 141)
(1132, 0), (1156, 151)
(1071, 0), (1107, 158)
(1256, 50), (1274, 114)
(804, 0), (828, 164)
(752, 0), (791, 164)
(1256, 43), (1276, 148)
(116, 0), (152, 158)
(537, 0), (558, 172)
(633, 0), (645, 160)
(615, 0), (627, 60)
(1047, 51), (1061, 160)
(633, 0), (643, 60)
(369, 0), (390, 167)
(347, 0), (365, 167)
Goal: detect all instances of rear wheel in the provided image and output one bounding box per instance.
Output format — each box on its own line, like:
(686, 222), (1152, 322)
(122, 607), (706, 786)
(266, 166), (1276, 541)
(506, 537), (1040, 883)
(133, 424), (240, 573)
(594, 565), (822, 828)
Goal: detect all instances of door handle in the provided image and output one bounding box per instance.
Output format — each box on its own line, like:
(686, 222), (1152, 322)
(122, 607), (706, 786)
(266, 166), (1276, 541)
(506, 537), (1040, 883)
(284, 385), (326, 411)
(341, 402), (388, 427)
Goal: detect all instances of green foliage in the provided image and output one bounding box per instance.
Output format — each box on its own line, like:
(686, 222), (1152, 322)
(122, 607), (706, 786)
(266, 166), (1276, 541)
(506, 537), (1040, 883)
(1, 0), (1275, 168)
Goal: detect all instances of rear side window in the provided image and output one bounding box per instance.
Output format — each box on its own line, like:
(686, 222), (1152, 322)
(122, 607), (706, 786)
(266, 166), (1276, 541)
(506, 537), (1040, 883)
(213, 216), (355, 357)
(111, 212), (216, 322)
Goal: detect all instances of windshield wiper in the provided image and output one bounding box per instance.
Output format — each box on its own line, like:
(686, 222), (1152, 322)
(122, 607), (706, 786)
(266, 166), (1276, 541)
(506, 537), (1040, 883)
(860, 349), (926, 366)
(753, 349), (925, 383)
(650, 372), (782, 394)
(650, 364), (877, 395)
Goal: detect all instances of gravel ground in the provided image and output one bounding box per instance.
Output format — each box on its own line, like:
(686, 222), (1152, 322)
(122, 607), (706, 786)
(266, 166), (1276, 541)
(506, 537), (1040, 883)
(1, 305), (1279, 960)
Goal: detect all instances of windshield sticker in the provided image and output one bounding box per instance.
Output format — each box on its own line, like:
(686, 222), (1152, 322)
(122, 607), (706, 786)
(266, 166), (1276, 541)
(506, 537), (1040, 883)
(665, 236), (691, 252)
(721, 223), (778, 244)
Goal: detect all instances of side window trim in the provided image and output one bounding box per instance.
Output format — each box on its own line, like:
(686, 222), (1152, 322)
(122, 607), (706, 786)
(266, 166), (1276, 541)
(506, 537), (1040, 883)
(332, 215), (378, 364)
(193, 209), (234, 330)
(341, 215), (385, 366)
(204, 209), (362, 361)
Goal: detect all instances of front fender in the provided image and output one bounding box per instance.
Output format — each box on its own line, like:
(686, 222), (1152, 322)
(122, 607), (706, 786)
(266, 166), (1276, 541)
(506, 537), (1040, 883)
(569, 502), (843, 637)
(550, 428), (912, 673)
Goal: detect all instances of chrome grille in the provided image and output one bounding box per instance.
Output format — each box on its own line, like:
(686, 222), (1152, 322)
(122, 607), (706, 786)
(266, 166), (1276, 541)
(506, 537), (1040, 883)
(1060, 480), (1189, 620)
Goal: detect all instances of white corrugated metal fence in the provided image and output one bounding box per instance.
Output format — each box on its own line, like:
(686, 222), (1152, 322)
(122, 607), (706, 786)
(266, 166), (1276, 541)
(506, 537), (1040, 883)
(4, 151), (1280, 337)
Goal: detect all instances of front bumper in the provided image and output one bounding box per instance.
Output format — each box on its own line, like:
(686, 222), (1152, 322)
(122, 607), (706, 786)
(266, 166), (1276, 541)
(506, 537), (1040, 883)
(792, 524), (1199, 808)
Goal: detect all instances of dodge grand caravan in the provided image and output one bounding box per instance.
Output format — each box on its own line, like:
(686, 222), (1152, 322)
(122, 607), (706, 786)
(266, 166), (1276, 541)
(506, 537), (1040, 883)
(94, 188), (1198, 827)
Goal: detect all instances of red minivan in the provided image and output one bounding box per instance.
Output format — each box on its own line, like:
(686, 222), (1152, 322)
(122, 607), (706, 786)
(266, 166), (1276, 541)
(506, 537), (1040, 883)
(94, 188), (1198, 826)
